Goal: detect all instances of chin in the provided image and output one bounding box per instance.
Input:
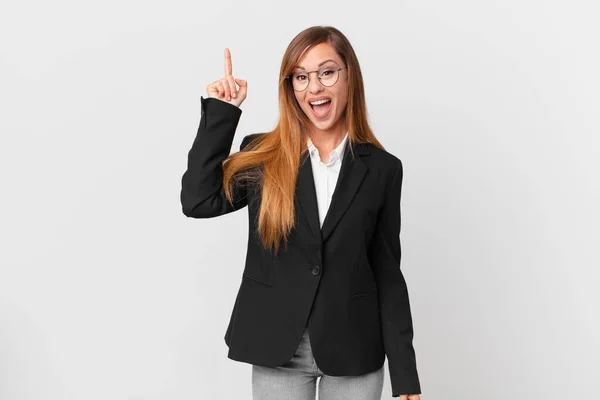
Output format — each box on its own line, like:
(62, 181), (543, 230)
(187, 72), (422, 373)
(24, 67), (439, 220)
(306, 111), (338, 130)
(311, 120), (334, 130)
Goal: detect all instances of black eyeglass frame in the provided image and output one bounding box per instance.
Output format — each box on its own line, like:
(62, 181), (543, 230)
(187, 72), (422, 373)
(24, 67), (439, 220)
(285, 66), (347, 91)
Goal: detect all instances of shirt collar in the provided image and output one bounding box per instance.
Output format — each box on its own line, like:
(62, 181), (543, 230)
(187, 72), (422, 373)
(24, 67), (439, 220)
(306, 131), (349, 164)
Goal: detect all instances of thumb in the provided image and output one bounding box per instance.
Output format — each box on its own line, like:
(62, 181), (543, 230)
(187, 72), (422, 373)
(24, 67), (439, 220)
(235, 77), (247, 88)
(235, 77), (247, 97)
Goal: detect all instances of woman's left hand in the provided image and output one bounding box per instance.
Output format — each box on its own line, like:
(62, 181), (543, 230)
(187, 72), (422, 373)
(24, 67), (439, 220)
(399, 395), (421, 400)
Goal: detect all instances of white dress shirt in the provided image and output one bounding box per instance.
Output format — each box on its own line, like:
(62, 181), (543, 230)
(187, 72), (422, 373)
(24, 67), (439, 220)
(306, 132), (349, 228)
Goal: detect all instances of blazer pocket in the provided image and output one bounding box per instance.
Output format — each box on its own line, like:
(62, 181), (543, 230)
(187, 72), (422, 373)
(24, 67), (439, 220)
(242, 253), (274, 288)
(242, 272), (272, 287)
(350, 291), (371, 299)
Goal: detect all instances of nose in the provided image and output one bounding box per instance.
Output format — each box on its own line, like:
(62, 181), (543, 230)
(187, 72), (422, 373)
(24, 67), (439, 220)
(307, 72), (324, 94)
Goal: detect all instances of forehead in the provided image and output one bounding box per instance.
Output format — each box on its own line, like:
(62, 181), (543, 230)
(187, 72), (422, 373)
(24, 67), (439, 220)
(295, 43), (342, 70)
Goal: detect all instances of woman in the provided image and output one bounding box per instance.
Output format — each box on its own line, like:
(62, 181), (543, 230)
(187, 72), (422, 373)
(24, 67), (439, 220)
(181, 26), (422, 400)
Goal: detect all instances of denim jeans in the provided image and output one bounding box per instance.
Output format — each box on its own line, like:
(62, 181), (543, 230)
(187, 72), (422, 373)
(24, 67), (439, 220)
(252, 325), (384, 400)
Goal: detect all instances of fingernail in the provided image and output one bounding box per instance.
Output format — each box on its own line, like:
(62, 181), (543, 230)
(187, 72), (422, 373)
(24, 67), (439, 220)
(233, 93), (237, 98)
(228, 96), (231, 101)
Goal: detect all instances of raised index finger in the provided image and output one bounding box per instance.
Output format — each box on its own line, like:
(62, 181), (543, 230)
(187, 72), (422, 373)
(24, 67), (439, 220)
(224, 48), (233, 76)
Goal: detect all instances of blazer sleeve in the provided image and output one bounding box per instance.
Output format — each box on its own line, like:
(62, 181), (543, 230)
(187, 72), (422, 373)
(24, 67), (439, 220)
(368, 159), (422, 397)
(180, 96), (252, 218)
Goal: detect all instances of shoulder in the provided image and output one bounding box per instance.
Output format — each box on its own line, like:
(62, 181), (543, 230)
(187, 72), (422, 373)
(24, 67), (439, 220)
(240, 132), (267, 151)
(361, 143), (403, 179)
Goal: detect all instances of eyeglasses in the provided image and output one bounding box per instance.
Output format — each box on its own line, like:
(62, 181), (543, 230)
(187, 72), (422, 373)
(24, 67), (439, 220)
(286, 66), (347, 92)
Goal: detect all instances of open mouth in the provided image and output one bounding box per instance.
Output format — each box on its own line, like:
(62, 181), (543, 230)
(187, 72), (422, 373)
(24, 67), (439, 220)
(309, 99), (332, 118)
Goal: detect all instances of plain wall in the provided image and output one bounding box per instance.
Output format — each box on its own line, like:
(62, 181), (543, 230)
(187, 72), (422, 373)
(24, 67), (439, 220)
(1, 0), (598, 399)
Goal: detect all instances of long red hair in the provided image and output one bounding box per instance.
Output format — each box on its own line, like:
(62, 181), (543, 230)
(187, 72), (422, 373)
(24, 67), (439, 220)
(223, 25), (386, 255)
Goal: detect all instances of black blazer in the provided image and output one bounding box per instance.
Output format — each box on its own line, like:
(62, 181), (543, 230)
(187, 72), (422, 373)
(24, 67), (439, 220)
(181, 96), (421, 397)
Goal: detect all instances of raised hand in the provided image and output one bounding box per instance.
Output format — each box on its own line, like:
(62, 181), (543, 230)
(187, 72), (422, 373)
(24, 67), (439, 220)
(206, 47), (247, 108)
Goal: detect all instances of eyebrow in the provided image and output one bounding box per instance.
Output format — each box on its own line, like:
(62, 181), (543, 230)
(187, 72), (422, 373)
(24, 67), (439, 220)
(294, 59), (337, 70)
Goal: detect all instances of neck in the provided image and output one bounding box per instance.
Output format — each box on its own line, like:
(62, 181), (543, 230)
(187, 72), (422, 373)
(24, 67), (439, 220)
(305, 118), (348, 148)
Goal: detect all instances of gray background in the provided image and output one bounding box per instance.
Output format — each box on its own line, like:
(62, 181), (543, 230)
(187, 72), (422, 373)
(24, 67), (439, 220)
(1, 0), (598, 399)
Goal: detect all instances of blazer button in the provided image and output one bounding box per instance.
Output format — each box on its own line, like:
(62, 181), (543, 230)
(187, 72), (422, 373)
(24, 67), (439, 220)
(312, 265), (321, 276)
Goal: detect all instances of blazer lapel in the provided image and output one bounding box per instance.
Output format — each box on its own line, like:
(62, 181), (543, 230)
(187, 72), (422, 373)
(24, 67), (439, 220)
(295, 140), (370, 244)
